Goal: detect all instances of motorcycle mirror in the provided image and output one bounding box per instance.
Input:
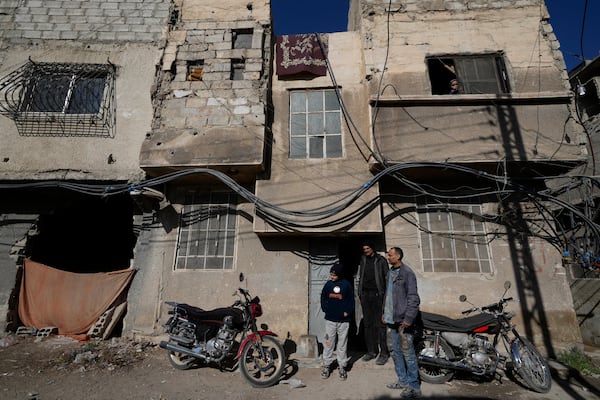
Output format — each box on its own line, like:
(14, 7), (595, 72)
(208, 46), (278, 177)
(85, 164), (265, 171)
(504, 281), (511, 290)
(239, 272), (244, 282)
(459, 294), (467, 302)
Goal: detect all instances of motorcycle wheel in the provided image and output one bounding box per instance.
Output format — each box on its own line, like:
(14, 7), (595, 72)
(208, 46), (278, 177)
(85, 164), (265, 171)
(239, 335), (286, 388)
(416, 334), (455, 384)
(512, 338), (552, 393)
(168, 347), (196, 370)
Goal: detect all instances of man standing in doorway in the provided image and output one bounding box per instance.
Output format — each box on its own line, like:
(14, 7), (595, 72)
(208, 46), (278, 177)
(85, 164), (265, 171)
(357, 241), (389, 365)
(384, 246), (421, 398)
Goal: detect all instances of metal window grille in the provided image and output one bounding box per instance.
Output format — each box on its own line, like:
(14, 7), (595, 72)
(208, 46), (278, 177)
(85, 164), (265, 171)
(175, 191), (237, 270)
(418, 203), (492, 273)
(0, 61), (116, 137)
(289, 89), (342, 159)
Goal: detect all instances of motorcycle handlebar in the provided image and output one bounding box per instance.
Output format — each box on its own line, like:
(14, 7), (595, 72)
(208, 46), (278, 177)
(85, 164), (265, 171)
(462, 297), (513, 314)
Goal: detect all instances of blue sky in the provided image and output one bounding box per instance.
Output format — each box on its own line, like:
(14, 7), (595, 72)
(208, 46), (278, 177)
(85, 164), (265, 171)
(271, 0), (599, 71)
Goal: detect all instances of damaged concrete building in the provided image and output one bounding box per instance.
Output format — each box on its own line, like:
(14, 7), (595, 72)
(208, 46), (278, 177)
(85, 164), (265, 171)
(0, 0), (171, 336)
(0, 0), (596, 355)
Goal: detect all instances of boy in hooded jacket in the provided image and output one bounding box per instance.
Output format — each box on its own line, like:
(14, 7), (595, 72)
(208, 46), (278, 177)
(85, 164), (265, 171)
(320, 262), (355, 380)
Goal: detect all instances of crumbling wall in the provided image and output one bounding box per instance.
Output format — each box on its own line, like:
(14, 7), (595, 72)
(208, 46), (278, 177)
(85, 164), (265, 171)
(140, 0), (271, 175)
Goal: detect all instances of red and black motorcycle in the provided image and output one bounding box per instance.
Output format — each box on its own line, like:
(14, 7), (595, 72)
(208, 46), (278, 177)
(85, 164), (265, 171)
(159, 273), (286, 387)
(416, 281), (552, 393)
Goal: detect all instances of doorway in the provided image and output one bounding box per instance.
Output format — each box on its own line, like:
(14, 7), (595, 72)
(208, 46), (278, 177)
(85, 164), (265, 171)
(307, 236), (383, 352)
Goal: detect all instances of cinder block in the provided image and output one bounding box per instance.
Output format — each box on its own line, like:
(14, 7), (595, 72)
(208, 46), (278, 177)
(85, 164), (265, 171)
(296, 334), (319, 359)
(36, 327), (57, 337)
(16, 326), (37, 336)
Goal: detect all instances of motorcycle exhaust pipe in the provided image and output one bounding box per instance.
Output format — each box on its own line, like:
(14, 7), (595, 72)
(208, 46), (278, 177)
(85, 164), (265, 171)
(159, 340), (208, 361)
(419, 355), (483, 374)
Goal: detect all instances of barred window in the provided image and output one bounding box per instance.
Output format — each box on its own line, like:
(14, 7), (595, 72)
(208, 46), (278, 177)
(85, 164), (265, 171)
(289, 89), (342, 159)
(418, 203), (492, 273)
(0, 61), (116, 137)
(175, 191), (237, 270)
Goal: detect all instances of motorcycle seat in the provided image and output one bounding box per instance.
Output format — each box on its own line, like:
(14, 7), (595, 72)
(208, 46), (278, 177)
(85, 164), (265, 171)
(178, 304), (244, 326)
(421, 311), (497, 333)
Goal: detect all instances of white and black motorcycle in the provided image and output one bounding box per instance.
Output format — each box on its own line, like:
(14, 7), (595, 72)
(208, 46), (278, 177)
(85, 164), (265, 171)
(416, 281), (552, 393)
(159, 273), (286, 388)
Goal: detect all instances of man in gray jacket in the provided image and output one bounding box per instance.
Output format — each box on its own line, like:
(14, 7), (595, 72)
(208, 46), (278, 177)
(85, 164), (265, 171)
(383, 246), (421, 398)
(357, 241), (389, 365)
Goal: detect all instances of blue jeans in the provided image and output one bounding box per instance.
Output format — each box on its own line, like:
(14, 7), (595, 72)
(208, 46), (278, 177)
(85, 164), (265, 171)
(389, 325), (420, 391)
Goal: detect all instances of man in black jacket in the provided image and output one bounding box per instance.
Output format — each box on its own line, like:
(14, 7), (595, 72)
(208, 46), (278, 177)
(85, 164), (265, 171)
(357, 241), (389, 365)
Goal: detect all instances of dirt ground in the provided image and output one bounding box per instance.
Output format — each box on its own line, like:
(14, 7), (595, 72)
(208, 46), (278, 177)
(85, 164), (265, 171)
(1, 335), (600, 400)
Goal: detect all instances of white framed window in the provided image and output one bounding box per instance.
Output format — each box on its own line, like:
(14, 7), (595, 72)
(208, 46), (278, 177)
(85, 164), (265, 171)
(289, 89), (342, 159)
(418, 203), (492, 273)
(175, 190), (237, 270)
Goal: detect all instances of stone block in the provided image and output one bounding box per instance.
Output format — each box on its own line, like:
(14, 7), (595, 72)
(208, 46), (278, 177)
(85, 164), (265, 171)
(295, 334), (319, 359)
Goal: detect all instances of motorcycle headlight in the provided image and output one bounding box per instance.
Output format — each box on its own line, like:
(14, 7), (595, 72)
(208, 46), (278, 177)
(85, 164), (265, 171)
(250, 303), (263, 318)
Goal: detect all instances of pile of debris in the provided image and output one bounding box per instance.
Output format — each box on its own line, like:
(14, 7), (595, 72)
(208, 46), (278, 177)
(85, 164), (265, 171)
(47, 337), (156, 372)
(1, 332), (156, 373)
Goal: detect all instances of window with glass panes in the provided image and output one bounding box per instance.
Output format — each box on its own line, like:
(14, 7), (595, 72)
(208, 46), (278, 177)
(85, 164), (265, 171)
(418, 203), (492, 273)
(289, 89), (342, 159)
(175, 191), (237, 270)
(427, 54), (510, 95)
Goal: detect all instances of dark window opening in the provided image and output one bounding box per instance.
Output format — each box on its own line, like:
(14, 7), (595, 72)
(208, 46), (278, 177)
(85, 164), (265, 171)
(231, 59), (245, 80)
(169, 8), (180, 26)
(232, 29), (253, 49)
(427, 55), (510, 95)
(23, 71), (107, 114)
(187, 60), (204, 81)
(27, 193), (136, 273)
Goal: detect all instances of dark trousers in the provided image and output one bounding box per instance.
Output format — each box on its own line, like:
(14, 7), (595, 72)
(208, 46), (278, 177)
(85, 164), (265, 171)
(360, 291), (389, 356)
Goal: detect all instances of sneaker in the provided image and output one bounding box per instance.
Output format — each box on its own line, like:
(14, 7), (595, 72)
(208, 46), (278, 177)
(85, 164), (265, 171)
(375, 354), (389, 365)
(320, 365), (331, 379)
(338, 366), (347, 380)
(361, 353), (377, 361)
(399, 387), (421, 398)
(386, 381), (407, 390)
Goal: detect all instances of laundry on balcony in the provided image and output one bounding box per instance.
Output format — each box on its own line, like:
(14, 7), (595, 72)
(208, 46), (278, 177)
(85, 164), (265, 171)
(276, 33), (328, 77)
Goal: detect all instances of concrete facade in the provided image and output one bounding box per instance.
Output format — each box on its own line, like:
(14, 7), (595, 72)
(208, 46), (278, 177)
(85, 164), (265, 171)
(0, 0), (170, 333)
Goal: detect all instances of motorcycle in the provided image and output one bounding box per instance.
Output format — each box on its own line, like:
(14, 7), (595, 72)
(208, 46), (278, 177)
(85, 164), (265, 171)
(158, 273), (286, 388)
(416, 281), (552, 393)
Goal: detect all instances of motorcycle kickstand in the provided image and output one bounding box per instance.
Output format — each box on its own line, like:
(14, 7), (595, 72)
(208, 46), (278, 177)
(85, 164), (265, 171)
(493, 371), (504, 385)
